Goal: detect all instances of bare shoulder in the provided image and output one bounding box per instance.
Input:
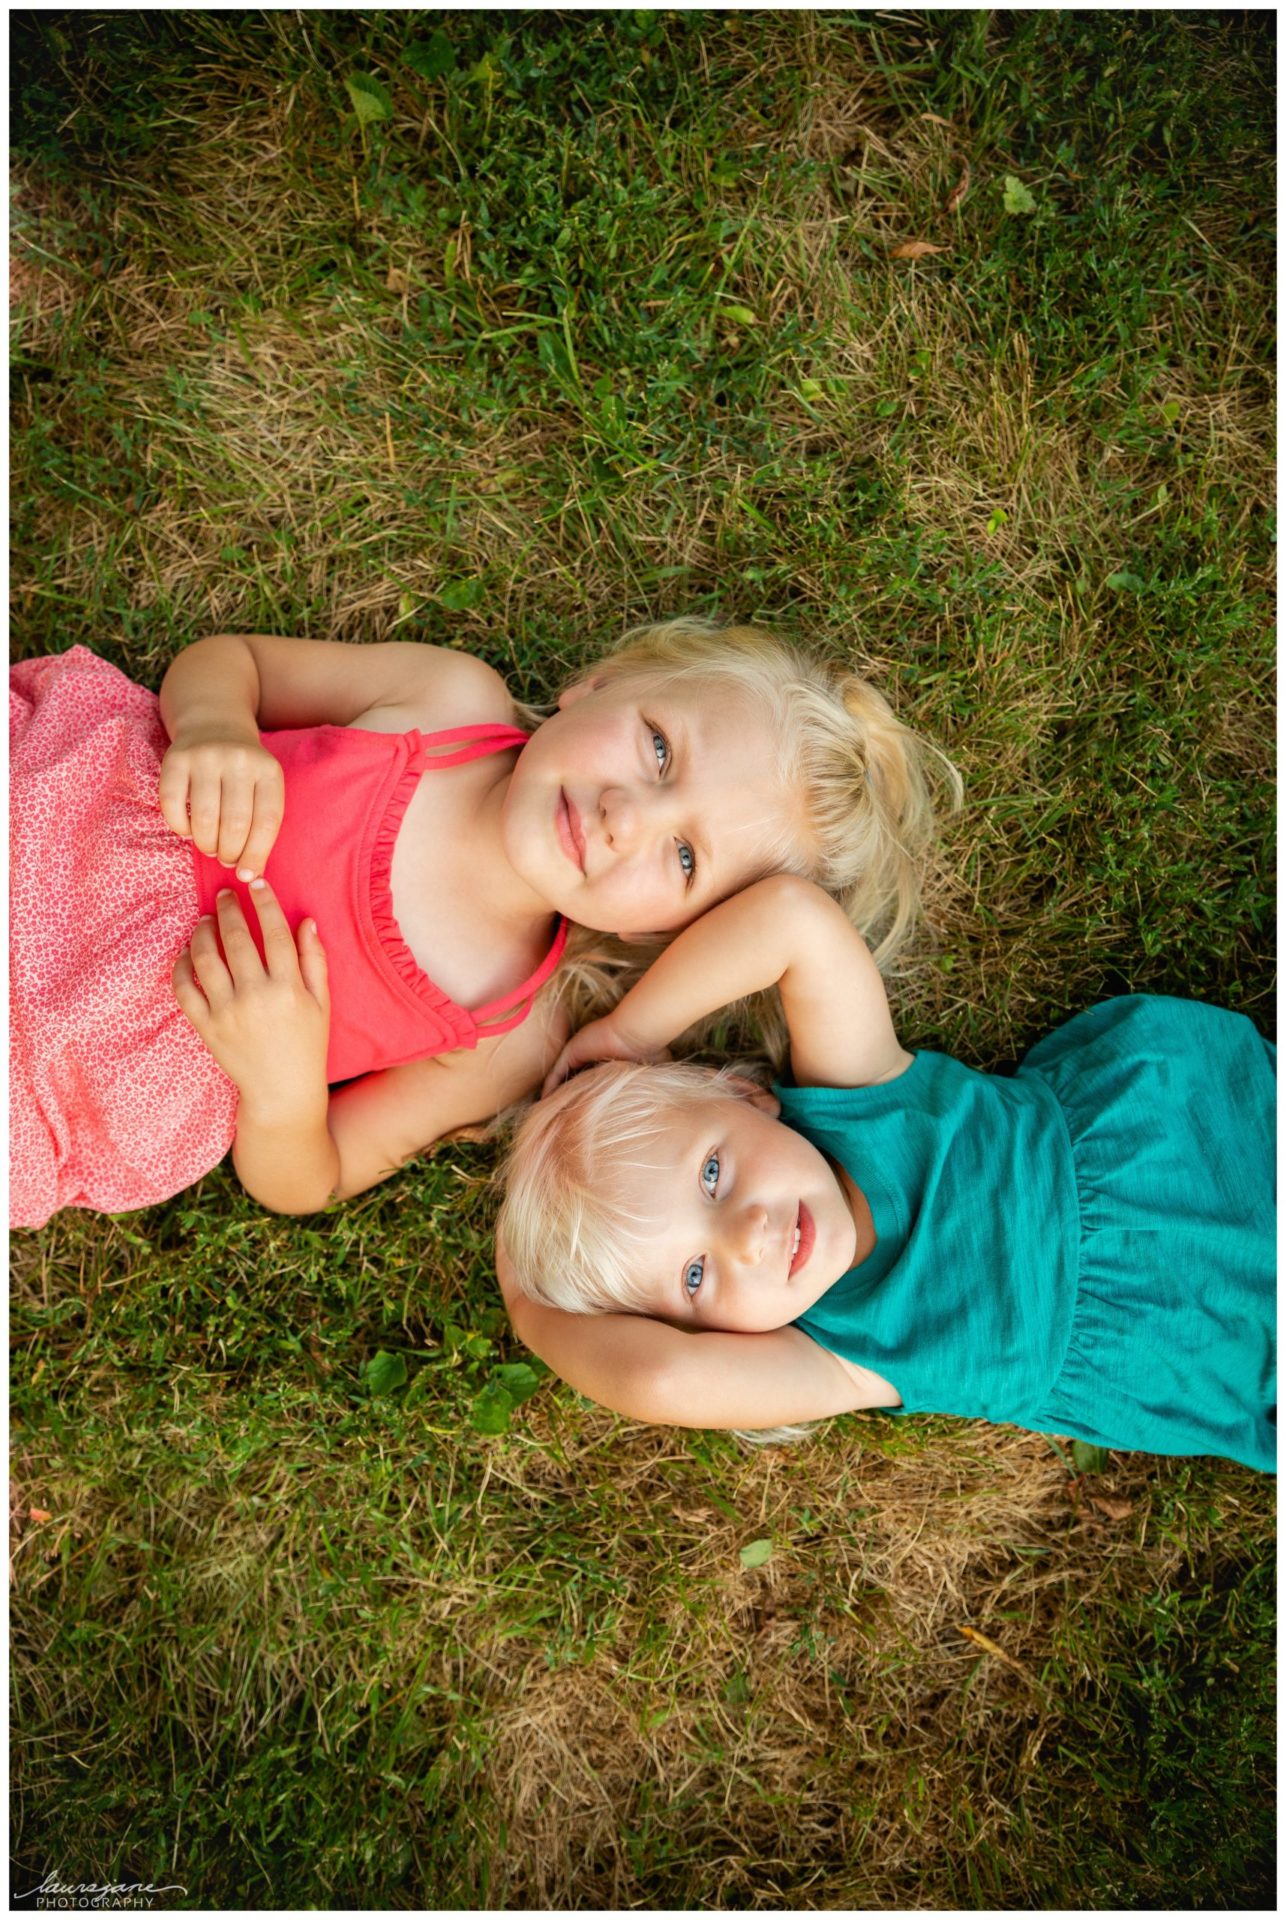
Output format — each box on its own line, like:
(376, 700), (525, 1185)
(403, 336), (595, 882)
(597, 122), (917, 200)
(357, 643), (517, 733)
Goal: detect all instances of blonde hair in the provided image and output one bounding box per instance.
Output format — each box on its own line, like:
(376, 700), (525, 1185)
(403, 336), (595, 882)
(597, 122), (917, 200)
(497, 1057), (756, 1315)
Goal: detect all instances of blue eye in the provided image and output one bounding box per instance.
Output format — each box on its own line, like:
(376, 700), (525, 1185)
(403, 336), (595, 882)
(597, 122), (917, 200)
(701, 1152), (720, 1196)
(650, 728), (670, 772)
(678, 842), (695, 879)
(684, 1257), (705, 1297)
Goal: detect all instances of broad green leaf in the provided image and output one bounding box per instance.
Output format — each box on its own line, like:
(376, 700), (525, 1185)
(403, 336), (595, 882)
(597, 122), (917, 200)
(1003, 175), (1037, 216)
(739, 1537), (773, 1569)
(1072, 1440), (1110, 1473)
(986, 507), (1009, 535)
(1105, 570), (1145, 592)
(364, 1350), (407, 1395)
(719, 304), (759, 327)
(345, 73), (394, 130)
(404, 32), (456, 81)
(471, 1382), (514, 1434)
(494, 1362), (541, 1405)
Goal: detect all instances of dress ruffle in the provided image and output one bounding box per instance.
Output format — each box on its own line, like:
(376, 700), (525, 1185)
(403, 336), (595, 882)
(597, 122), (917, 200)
(1017, 997), (1276, 1472)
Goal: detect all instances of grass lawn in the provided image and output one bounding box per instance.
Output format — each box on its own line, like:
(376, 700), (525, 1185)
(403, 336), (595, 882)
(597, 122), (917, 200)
(10, 10), (1275, 1910)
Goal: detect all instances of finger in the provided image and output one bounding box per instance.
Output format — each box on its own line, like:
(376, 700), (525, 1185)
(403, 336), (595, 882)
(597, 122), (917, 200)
(185, 915), (232, 1002)
(244, 878), (302, 975)
(186, 768), (224, 858)
(215, 779), (256, 869)
(158, 758), (194, 840)
(234, 770), (285, 881)
(213, 890), (267, 985)
(541, 1046), (577, 1098)
(296, 917), (330, 1012)
(170, 950), (210, 1027)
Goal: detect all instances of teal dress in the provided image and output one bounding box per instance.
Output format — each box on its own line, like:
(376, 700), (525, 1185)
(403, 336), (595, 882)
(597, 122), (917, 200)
(780, 997), (1275, 1472)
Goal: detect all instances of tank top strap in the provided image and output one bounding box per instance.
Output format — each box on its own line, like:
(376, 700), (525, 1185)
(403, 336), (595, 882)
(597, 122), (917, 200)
(472, 916), (571, 1035)
(413, 723), (531, 768)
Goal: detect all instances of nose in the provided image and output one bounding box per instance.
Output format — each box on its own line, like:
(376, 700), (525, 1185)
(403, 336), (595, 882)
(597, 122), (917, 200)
(727, 1201), (769, 1265)
(599, 783), (663, 854)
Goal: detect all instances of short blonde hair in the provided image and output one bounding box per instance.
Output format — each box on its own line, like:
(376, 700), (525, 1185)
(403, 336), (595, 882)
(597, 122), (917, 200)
(585, 617), (961, 969)
(497, 1058), (757, 1315)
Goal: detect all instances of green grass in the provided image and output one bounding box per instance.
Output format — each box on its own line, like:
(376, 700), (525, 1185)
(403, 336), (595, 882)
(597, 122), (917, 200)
(10, 10), (1276, 1910)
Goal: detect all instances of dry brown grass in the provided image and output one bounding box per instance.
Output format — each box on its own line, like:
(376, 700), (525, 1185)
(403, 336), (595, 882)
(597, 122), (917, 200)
(468, 1415), (1230, 1908)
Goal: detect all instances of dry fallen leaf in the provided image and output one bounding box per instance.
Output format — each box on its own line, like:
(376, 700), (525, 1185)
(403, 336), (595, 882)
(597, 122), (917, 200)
(1086, 1493), (1135, 1522)
(889, 241), (949, 260)
(944, 163), (972, 214)
(28, 1508), (52, 1524)
(921, 113), (955, 128)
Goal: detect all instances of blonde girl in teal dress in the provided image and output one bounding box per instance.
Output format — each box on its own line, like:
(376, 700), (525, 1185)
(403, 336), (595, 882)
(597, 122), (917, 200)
(497, 875), (1275, 1472)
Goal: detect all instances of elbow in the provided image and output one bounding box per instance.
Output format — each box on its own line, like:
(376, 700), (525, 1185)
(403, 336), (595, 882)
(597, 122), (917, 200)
(233, 1156), (337, 1217)
(246, 1187), (335, 1217)
(604, 1345), (693, 1427)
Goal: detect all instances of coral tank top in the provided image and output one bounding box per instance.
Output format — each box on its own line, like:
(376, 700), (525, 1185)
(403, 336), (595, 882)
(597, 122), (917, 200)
(191, 722), (568, 1083)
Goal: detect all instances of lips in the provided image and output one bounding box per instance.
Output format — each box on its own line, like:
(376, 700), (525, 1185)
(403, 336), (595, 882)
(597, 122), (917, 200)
(557, 790), (586, 872)
(789, 1201), (815, 1278)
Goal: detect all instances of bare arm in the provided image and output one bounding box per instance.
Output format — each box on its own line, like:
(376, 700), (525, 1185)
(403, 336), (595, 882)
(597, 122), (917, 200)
(157, 634), (512, 876)
(497, 1245), (899, 1427)
(548, 872), (911, 1093)
(173, 880), (565, 1213)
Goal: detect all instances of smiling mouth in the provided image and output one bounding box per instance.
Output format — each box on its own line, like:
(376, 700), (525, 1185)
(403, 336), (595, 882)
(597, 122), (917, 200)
(557, 790), (586, 872)
(789, 1202), (815, 1278)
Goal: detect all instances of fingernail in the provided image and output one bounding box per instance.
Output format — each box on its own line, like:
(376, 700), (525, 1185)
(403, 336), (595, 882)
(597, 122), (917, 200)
(217, 889), (232, 901)
(236, 867), (254, 882)
(249, 877), (266, 891)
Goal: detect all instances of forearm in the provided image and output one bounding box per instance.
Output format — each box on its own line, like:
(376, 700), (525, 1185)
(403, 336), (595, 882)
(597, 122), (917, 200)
(503, 1288), (686, 1424)
(159, 636), (263, 747)
(504, 1285), (893, 1429)
(608, 875), (839, 1050)
(231, 1084), (340, 1215)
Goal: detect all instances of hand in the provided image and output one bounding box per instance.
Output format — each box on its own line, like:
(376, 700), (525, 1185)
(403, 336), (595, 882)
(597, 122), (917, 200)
(172, 880), (330, 1116)
(542, 1015), (671, 1098)
(159, 730), (285, 879)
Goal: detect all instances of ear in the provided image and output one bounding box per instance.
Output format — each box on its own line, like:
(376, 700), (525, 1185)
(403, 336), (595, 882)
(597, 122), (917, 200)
(556, 676), (603, 711)
(722, 1073), (781, 1117)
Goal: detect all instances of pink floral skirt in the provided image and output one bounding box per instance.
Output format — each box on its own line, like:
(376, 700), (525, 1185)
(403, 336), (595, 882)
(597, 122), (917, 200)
(10, 648), (237, 1228)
